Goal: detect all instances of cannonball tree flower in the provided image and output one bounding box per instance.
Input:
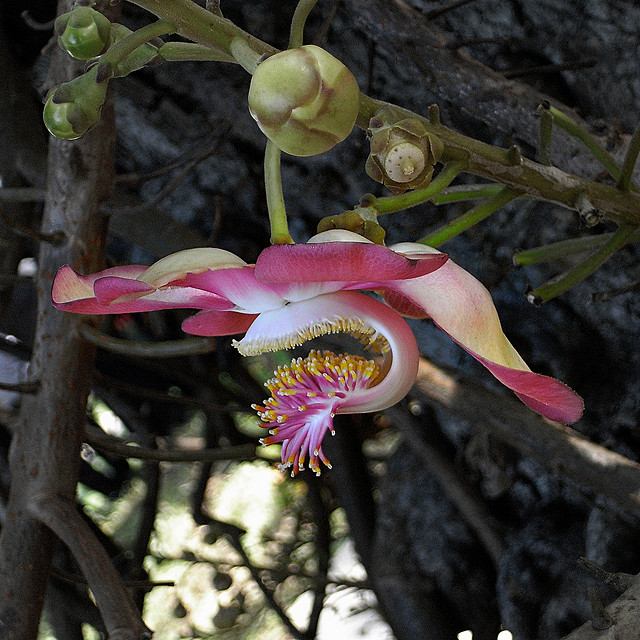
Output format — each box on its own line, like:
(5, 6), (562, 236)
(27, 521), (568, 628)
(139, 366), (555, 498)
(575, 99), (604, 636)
(52, 231), (583, 474)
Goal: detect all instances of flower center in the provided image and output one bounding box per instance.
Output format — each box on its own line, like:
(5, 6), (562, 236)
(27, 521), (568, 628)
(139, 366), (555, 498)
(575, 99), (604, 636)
(254, 350), (381, 476)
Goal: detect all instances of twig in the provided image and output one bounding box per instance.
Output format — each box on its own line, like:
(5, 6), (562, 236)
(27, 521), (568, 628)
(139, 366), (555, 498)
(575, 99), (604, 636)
(0, 186), (45, 202)
(312, 0), (342, 45)
(80, 325), (217, 358)
(30, 494), (150, 639)
(114, 124), (230, 186)
(411, 358), (640, 520)
(384, 406), (505, 567)
(211, 517), (312, 640)
(84, 424), (256, 462)
(423, 0), (478, 20)
(0, 379), (40, 393)
(104, 129), (229, 216)
(0, 204), (66, 245)
(20, 9), (55, 30)
(51, 565), (174, 590)
(305, 478), (331, 637)
(590, 278), (640, 303)
(502, 59), (596, 79)
(94, 370), (251, 413)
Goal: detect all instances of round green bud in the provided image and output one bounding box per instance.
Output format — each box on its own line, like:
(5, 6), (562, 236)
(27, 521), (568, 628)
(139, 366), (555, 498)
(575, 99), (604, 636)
(43, 68), (109, 140)
(248, 45), (360, 156)
(365, 117), (444, 194)
(55, 5), (112, 60)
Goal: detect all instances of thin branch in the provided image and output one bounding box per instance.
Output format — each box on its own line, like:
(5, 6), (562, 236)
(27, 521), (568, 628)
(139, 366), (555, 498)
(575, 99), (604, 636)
(502, 58), (596, 79)
(0, 204), (66, 245)
(105, 128), (229, 215)
(29, 494), (150, 639)
(114, 123), (230, 186)
(423, 0), (478, 20)
(411, 358), (640, 520)
(384, 405), (505, 567)
(80, 325), (217, 358)
(0, 186), (45, 202)
(0, 379), (40, 393)
(210, 517), (312, 640)
(84, 424), (256, 462)
(94, 370), (252, 413)
(51, 565), (174, 590)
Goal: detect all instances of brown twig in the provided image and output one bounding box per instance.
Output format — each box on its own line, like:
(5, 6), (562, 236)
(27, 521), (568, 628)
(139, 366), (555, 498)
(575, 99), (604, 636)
(30, 495), (150, 639)
(84, 424), (256, 462)
(211, 517), (312, 640)
(384, 405), (505, 567)
(81, 324), (217, 358)
(411, 358), (640, 519)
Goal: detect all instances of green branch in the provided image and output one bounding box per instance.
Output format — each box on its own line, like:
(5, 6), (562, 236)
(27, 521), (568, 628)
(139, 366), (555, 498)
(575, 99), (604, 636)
(545, 104), (621, 181)
(371, 160), (467, 215)
(264, 141), (294, 244)
(617, 122), (640, 192)
(122, 0), (640, 227)
(289, 0), (319, 48)
(419, 187), (521, 247)
(527, 224), (636, 304)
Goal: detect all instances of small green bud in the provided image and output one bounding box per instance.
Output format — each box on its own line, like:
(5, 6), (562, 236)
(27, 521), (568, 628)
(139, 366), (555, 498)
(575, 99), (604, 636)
(248, 45), (360, 156)
(366, 116), (444, 194)
(43, 67), (108, 140)
(55, 4), (112, 60)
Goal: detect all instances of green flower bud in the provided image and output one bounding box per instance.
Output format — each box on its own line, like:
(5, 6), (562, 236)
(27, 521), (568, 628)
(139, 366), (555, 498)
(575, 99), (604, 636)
(55, 3), (112, 60)
(248, 45), (360, 156)
(365, 116), (444, 194)
(43, 67), (108, 140)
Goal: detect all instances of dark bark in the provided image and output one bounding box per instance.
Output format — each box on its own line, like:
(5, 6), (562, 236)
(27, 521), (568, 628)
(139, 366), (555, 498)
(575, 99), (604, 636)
(0, 3), (149, 638)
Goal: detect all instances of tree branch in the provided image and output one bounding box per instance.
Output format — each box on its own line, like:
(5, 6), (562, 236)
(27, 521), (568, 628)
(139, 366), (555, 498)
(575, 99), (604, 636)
(411, 358), (640, 519)
(29, 494), (150, 639)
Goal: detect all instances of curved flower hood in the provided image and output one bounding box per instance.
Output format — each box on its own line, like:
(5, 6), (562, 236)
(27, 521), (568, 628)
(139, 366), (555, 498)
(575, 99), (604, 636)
(52, 231), (583, 474)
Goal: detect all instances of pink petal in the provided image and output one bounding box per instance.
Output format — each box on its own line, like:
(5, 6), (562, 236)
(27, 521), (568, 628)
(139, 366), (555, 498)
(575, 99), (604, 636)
(52, 265), (147, 306)
(384, 243), (583, 423)
(52, 266), (234, 314)
(94, 277), (154, 304)
(254, 242), (448, 284)
(173, 266), (286, 312)
(181, 310), (258, 336)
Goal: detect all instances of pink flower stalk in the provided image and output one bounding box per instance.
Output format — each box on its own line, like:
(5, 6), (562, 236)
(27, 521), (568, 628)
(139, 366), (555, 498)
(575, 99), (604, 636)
(52, 230), (583, 474)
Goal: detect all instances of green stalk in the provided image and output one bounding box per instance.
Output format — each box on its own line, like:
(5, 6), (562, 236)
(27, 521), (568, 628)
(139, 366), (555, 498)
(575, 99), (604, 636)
(547, 105), (620, 180)
(430, 183), (504, 204)
(513, 234), (612, 266)
(372, 160), (467, 215)
(264, 141), (294, 244)
(158, 42), (236, 63)
(289, 0), (319, 48)
(127, 0), (275, 59)
(229, 37), (262, 73)
(617, 122), (640, 192)
(418, 187), (521, 247)
(537, 104), (553, 166)
(102, 19), (176, 67)
(527, 224), (636, 304)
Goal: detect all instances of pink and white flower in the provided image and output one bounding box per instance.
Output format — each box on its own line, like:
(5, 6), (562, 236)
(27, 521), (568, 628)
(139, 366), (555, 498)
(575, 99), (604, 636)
(52, 230), (583, 474)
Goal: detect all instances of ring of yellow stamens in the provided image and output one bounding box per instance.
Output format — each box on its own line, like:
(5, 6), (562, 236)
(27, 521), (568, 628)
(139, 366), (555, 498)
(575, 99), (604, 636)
(234, 315), (390, 357)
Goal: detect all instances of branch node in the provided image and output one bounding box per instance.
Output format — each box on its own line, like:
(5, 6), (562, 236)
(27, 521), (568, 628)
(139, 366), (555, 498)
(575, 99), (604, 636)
(587, 586), (613, 630)
(578, 557), (635, 594)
